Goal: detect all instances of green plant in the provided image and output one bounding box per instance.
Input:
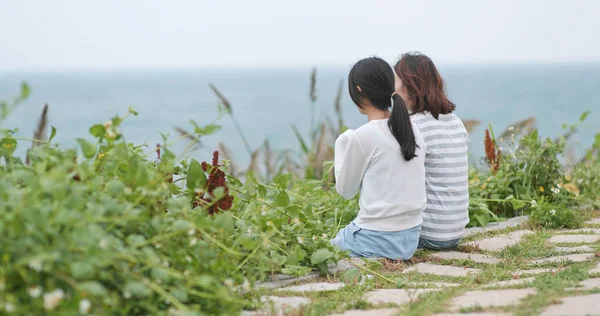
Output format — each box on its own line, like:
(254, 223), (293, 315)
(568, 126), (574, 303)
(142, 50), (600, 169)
(529, 197), (583, 229)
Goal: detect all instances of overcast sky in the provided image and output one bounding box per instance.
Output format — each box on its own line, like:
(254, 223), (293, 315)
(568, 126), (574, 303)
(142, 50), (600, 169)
(1, 0), (599, 70)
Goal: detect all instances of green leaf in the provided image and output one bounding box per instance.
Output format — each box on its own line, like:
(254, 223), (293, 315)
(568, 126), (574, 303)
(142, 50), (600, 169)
(292, 125), (309, 154)
(257, 185), (267, 197)
(71, 261), (95, 279)
(282, 265), (312, 277)
(475, 214), (489, 227)
(196, 124), (222, 136)
(124, 281), (152, 298)
(187, 159), (207, 190)
(311, 248), (334, 265)
(396, 277), (407, 289)
(274, 174), (291, 189)
(79, 281), (108, 297)
(76, 138), (97, 159)
(0, 137), (17, 156)
(274, 191), (290, 207)
(89, 124), (106, 139)
(579, 110), (591, 122)
(341, 268), (362, 284)
(20, 82), (30, 99)
(49, 126), (57, 143)
(128, 106), (139, 116)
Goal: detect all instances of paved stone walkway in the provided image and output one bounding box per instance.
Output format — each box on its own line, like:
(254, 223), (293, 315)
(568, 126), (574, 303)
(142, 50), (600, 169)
(245, 215), (600, 315)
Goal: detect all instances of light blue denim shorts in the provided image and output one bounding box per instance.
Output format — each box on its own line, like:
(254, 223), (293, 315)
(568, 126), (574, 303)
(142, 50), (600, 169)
(330, 222), (421, 260)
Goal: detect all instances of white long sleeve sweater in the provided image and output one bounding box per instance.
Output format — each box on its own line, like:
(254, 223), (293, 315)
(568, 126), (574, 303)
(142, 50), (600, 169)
(334, 119), (427, 232)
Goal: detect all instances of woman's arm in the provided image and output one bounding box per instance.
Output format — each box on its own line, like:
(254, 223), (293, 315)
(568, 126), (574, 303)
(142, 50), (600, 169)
(334, 130), (370, 200)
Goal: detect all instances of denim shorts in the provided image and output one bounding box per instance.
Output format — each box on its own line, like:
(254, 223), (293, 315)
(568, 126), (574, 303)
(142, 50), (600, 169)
(330, 222), (421, 260)
(418, 237), (461, 250)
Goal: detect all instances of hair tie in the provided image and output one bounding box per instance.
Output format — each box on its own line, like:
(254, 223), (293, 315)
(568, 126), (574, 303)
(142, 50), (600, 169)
(390, 92), (398, 109)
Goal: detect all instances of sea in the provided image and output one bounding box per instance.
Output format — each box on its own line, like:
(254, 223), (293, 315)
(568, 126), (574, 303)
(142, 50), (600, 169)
(1, 64), (599, 169)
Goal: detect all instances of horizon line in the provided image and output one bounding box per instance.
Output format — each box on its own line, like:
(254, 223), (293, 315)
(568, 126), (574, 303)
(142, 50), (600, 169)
(2, 60), (600, 73)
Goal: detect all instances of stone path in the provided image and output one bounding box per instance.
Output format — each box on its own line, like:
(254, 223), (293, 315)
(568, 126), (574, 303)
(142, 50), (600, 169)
(246, 215), (600, 315)
(462, 230), (534, 251)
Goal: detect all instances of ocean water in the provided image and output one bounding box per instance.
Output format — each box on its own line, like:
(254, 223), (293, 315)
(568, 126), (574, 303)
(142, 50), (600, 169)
(1, 64), (599, 168)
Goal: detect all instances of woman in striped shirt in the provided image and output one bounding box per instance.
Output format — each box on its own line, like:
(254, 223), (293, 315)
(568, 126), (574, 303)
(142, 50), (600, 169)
(394, 52), (470, 250)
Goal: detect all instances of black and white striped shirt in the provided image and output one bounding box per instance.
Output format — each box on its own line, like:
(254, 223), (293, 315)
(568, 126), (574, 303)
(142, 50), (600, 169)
(411, 111), (470, 241)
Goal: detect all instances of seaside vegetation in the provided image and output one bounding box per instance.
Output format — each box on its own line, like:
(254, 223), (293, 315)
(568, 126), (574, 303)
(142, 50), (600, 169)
(1, 76), (599, 314)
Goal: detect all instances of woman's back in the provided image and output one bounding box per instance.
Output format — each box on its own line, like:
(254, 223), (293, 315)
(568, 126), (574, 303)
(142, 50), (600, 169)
(335, 118), (427, 232)
(411, 111), (470, 241)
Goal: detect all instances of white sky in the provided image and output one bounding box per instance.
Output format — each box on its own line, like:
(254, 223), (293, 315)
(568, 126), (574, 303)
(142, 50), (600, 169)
(1, 0), (599, 70)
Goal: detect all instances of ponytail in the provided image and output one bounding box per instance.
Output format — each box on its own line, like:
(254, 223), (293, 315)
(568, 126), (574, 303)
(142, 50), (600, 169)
(348, 56), (418, 161)
(388, 93), (417, 161)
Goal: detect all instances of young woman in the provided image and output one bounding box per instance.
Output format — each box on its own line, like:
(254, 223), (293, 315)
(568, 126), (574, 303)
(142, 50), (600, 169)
(330, 57), (426, 260)
(394, 52), (470, 250)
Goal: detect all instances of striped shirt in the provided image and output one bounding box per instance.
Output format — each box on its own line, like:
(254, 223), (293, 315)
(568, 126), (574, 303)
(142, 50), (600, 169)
(411, 111), (470, 241)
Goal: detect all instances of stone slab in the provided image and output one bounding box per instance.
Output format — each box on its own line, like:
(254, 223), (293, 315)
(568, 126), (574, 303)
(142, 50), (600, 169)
(278, 282), (345, 293)
(403, 263), (481, 277)
(513, 268), (563, 276)
(568, 278), (600, 291)
(541, 293), (600, 316)
(429, 251), (501, 264)
(590, 263), (600, 274)
(554, 246), (595, 253)
(548, 234), (600, 244)
(334, 258), (368, 272)
(462, 230), (534, 252)
(247, 296), (310, 315)
(436, 313), (511, 316)
(585, 218), (600, 225)
(407, 282), (462, 288)
(255, 272), (320, 289)
(558, 228), (600, 234)
(329, 308), (400, 316)
(483, 277), (535, 288)
(531, 253), (596, 265)
(448, 288), (536, 311)
(365, 288), (439, 305)
(463, 216), (529, 237)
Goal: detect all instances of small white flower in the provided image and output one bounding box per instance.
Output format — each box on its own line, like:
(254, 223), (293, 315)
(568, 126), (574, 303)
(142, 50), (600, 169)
(185, 256), (193, 263)
(550, 209), (557, 216)
(557, 183), (562, 188)
(43, 289), (65, 310)
(104, 120), (112, 128)
(190, 238), (198, 246)
(246, 228), (252, 235)
(508, 126), (514, 131)
(27, 286), (42, 298)
(322, 234), (328, 238)
(79, 299), (91, 314)
(188, 229), (195, 236)
(124, 291), (132, 299)
(577, 179), (583, 184)
(297, 236), (304, 244)
(28, 259), (42, 272)
(530, 200), (538, 208)
(99, 238), (109, 249)
(154, 243), (162, 249)
(260, 210), (267, 216)
(551, 187), (560, 194)
(5, 303), (15, 313)
(224, 279), (234, 288)
(293, 218), (301, 225)
(312, 235), (318, 241)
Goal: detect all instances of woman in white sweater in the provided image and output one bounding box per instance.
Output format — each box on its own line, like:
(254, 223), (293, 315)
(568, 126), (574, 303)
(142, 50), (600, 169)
(330, 57), (427, 260)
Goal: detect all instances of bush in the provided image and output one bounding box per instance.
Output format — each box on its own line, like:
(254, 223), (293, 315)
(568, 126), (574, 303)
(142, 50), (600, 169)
(0, 103), (353, 314)
(529, 198), (583, 229)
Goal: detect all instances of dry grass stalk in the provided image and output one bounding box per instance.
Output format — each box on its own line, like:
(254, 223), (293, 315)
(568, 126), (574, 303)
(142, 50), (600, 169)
(26, 104), (49, 165)
(313, 122), (334, 178)
(461, 119), (481, 134)
(309, 67), (317, 104)
(263, 139), (274, 180)
(246, 149), (261, 175)
(208, 84), (232, 113)
(217, 142), (237, 176)
(174, 127), (202, 151)
(498, 117), (536, 140)
(334, 78), (343, 132)
(456, 243), (481, 253)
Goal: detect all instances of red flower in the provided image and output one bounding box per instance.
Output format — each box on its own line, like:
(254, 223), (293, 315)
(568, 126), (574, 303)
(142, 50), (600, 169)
(193, 151), (234, 214)
(484, 129), (501, 175)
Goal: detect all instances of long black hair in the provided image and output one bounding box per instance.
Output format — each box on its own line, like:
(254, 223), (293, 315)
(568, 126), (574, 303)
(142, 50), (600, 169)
(348, 56), (417, 161)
